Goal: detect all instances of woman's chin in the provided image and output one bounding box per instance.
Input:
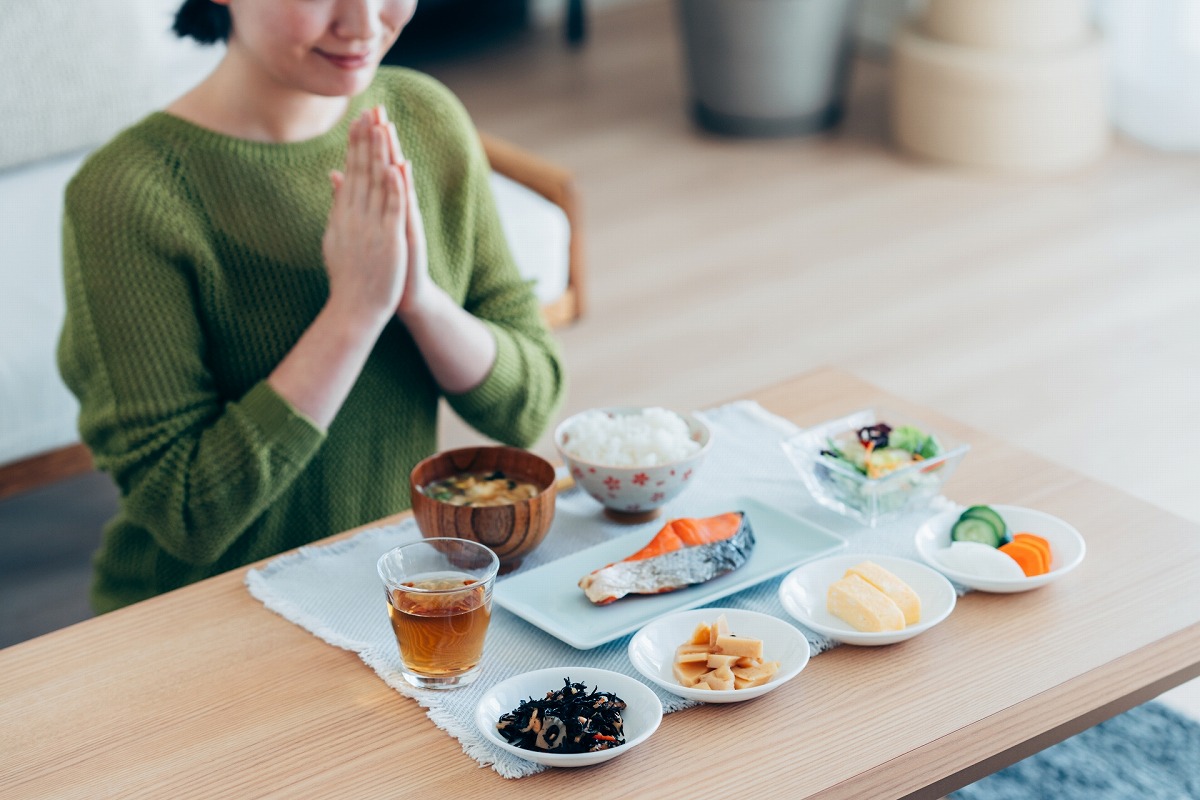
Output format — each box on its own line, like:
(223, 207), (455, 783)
(309, 68), (380, 98)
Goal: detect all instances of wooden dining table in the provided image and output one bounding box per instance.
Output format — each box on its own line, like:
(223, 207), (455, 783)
(4, 367), (1199, 799)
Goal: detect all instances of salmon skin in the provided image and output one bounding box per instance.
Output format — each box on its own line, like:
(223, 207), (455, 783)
(578, 512), (755, 605)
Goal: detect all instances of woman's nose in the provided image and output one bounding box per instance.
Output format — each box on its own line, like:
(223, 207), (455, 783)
(333, 0), (380, 40)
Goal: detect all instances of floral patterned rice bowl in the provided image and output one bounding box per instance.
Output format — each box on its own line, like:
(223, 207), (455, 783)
(554, 407), (712, 519)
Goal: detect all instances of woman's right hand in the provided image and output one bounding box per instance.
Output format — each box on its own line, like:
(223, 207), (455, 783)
(322, 110), (407, 323)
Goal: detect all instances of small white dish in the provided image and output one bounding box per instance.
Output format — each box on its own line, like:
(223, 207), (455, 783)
(474, 667), (662, 768)
(915, 504), (1086, 593)
(627, 607), (811, 703)
(778, 554), (957, 646)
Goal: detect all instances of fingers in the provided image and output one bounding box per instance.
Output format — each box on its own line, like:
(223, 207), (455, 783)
(328, 170), (345, 215)
(371, 104), (406, 166)
(341, 111), (396, 220)
(367, 124), (389, 218)
(326, 170), (345, 236)
(386, 121), (404, 166)
(384, 163), (404, 223)
(336, 107), (417, 231)
(399, 161), (425, 261)
(347, 113), (371, 214)
(399, 160), (422, 225)
(399, 162), (415, 219)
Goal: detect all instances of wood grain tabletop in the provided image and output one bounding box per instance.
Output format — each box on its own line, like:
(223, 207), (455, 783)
(3, 368), (1198, 800)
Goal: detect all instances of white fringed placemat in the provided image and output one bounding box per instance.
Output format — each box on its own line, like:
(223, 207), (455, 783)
(246, 401), (955, 778)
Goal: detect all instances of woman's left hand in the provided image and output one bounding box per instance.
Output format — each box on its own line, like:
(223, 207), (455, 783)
(366, 107), (497, 395)
(375, 107), (433, 318)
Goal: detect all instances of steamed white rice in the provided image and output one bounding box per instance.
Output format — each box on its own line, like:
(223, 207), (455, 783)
(560, 407), (700, 467)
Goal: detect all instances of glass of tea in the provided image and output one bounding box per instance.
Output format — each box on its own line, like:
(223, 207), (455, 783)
(376, 538), (500, 689)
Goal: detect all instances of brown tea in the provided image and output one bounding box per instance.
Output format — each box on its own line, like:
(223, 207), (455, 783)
(386, 573), (492, 676)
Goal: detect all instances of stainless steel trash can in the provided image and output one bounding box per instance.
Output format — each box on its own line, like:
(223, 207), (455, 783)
(677, 0), (860, 136)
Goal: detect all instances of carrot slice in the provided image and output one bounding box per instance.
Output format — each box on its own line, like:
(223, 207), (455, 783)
(1012, 533), (1052, 569)
(999, 540), (1047, 577)
(1019, 540), (1049, 575)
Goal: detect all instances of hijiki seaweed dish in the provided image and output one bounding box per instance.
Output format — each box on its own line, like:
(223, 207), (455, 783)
(496, 678), (627, 754)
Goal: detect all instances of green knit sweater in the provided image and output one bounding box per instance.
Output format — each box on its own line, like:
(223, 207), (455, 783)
(58, 68), (566, 613)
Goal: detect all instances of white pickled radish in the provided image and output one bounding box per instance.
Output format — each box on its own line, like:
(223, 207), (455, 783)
(937, 542), (1025, 580)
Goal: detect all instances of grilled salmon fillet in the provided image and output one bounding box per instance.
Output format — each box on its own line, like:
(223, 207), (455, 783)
(578, 512), (755, 605)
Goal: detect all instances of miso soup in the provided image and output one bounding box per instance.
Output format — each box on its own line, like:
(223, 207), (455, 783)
(422, 471), (539, 507)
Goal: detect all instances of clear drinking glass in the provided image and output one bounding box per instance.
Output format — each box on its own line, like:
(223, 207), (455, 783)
(376, 538), (500, 689)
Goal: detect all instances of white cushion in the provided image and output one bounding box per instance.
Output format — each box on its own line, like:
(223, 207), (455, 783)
(0, 0), (224, 171)
(489, 172), (571, 304)
(0, 152), (87, 465)
(0, 157), (571, 467)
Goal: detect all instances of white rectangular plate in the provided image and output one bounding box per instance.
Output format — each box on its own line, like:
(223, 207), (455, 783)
(493, 496), (847, 649)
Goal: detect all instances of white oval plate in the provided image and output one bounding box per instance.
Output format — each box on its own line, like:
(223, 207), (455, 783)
(474, 667), (662, 768)
(627, 607), (811, 703)
(915, 504), (1086, 593)
(778, 554), (957, 646)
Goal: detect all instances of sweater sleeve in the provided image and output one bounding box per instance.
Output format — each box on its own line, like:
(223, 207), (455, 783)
(436, 102), (567, 447)
(57, 157), (326, 567)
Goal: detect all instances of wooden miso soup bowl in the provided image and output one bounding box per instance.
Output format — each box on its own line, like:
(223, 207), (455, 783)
(409, 446), (557, 573)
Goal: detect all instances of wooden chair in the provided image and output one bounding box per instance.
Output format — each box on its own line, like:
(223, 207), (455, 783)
(0, 135), (584, 501)
(481, 133), (585, 329)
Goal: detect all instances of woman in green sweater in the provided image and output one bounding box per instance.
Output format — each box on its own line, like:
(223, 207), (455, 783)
(57, 0), (566, 613)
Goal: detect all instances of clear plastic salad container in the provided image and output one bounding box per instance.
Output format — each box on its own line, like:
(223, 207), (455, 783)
(781, 409), (969, 527)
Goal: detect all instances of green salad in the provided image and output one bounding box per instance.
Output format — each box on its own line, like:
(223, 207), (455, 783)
(819, 423), (942, 479)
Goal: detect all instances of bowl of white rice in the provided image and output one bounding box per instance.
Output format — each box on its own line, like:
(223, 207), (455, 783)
(554, 407), (712, 520)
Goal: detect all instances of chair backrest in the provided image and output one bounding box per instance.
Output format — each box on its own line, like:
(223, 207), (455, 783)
(483, 134), (585, 328)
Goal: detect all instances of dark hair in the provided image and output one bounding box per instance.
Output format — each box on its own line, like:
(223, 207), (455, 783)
(173, 0), (231, 44)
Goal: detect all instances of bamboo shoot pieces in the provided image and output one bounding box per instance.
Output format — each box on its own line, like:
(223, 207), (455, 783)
(672, 614), (780, 690)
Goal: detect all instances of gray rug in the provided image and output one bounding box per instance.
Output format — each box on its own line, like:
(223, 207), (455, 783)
(952, 702), (1200, 800)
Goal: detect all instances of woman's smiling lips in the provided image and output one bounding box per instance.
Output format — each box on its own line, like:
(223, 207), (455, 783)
(316, 49), (373, 70)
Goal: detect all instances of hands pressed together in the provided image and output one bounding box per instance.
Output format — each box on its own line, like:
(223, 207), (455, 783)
(323, 106), (431, 323)
(272, 103), (495, 428)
